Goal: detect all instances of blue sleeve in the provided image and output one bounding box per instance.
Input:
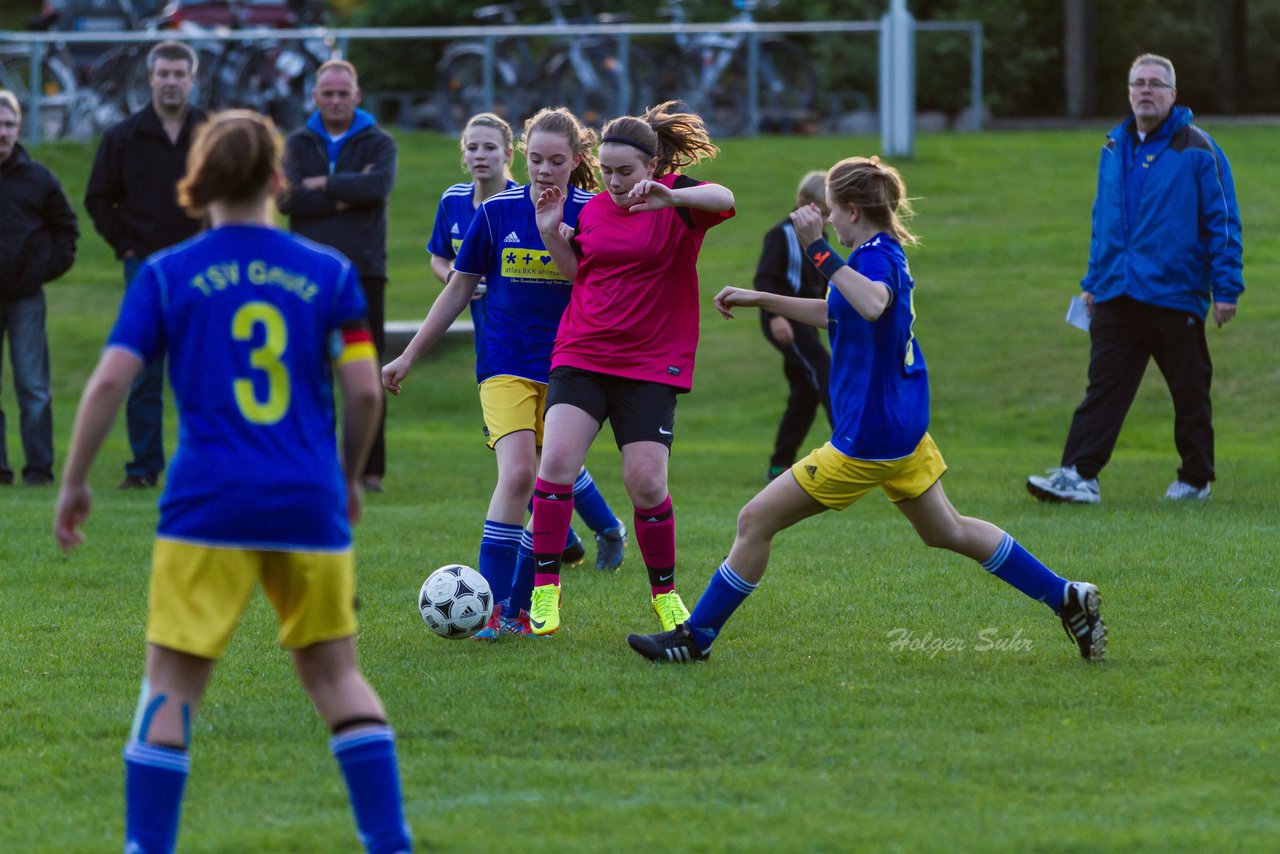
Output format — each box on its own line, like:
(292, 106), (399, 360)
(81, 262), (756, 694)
(454, 205), (494, 276)
(426, 195), (454, 258)
(107, 261), (165, 362)
(1201, 141), (1244, 303)
(330, 264), (368, 330)
(851, 247), (900, 306)
(1081, 147), (1110, 293)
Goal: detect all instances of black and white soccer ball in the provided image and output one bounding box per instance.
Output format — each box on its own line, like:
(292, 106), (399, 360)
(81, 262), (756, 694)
(418, 564), (494, 639)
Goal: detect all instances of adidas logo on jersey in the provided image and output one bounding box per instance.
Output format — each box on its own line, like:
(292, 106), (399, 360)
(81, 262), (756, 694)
(805, 465), (818, 479)
(504, 231), (520, 243)
(450, 223), (459, 234)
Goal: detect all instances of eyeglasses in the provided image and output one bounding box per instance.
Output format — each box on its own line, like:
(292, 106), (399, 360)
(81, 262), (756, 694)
(1129, 78), (1173, 91)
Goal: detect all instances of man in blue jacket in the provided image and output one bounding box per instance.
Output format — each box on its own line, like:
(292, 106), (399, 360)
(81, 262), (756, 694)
(277, 59), (397, 492)
(1028, 53), (1243, 504)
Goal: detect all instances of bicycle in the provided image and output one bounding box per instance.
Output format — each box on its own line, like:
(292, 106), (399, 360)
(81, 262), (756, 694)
(0, 13), (100, 141)
(658, 0), (816, 136)
(435, 0), (657, 133)
(88, 0), (330, 131)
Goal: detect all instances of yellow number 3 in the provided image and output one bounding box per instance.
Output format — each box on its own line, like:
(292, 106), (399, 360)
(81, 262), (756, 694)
(232, 302), (291, 425)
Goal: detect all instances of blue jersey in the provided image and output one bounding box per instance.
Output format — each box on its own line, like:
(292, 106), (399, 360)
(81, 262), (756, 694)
(426, 179), (519, 354)
(107, 225), (368, 549)
(827, 233), (929, 460)
(453, 184), (593, 383)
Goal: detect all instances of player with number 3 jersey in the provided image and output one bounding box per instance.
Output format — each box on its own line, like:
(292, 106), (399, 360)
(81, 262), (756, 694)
(53, 111), (411, 854)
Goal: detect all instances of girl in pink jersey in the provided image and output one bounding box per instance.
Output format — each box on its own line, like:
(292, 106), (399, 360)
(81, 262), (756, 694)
(525, 101), (735, 636)
(385, 108), (611, 638)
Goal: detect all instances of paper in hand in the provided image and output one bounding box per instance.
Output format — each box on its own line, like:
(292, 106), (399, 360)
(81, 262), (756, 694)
(1066, 296), (1092, 331)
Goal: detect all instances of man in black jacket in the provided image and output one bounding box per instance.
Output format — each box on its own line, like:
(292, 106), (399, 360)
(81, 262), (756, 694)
(0, 91), (78, 485)
(753, 171), (833, 482)
(85, 40), (207, 489)
(277, 59), (397, 492)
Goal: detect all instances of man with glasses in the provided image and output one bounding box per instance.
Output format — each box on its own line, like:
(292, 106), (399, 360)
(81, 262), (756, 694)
(1027, 53), (1243, 504)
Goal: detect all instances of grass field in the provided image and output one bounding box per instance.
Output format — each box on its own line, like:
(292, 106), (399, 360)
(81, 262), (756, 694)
(2, 126), (1277, 852)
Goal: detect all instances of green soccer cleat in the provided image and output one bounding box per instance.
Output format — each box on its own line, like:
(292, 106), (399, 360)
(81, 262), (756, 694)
(529, 583), (562, 635)
(651, 590), (690, 632)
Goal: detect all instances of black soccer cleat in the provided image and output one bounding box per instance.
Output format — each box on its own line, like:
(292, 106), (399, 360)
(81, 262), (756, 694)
(627, 624), (710, 664)
(1060, 581), (1107, 661)
(562, 528), (586, 567)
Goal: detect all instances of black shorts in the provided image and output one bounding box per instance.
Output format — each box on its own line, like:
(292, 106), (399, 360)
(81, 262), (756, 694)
(546, 366), (679, 449)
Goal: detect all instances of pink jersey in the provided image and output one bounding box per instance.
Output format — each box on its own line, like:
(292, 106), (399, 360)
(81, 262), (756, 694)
(552, 173), (734, 390)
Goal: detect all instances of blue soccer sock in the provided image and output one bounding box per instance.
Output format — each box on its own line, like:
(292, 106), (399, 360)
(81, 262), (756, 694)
(509, 528), (536, 615)
(573, 467), (621, 534)
(124, 740), (191, 854)
(686, 561), (758, 651)
(478, 520), (522, 609)
(331, 726), (412, 854)
(981, 533), (1069, 613)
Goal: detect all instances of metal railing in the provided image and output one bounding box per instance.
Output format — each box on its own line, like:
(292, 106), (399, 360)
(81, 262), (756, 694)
(0, 19), (983, 145)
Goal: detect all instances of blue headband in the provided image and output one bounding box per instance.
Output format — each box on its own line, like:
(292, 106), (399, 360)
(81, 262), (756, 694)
(602, 136), (655, 157)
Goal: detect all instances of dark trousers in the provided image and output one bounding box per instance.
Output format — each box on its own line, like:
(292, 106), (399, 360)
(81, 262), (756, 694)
(361, 275), (387, 478)
(765, 323), (833, 468)
(0, 291), (54, 480)
(1062, 296), (1214, 487)
(123, 258), (165, 480)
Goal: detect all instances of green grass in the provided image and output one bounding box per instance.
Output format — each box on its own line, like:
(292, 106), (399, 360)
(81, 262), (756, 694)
(2, 126), (1278, 851)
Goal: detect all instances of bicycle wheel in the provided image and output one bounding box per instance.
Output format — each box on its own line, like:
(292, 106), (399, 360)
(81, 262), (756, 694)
(436, 48), (523, 134)
(697, 49), (750, 138)
(758, 38), (817, 130)
(543, 48), (614, 128)
(1, 47), (78, 140)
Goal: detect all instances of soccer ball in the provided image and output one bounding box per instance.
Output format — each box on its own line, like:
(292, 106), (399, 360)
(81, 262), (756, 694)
(417, 564), (494, 639)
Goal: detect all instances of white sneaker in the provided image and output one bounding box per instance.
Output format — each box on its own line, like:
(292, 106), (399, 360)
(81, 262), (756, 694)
(1164, 480), (1211, 500)
(1027, 466), (1101, 504)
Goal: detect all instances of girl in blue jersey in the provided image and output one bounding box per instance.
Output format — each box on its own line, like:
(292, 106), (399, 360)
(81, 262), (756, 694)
(389, 106), (621, 636)
(627, 156), (1108, 664)
(53, 111), (412, 853)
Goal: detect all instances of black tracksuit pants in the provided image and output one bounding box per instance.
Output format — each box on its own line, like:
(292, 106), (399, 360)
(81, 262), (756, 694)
(1061, 296), (1214, 488)
(765, 323), (833, 469)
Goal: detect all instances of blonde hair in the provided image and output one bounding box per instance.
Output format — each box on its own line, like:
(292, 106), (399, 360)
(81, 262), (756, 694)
(0, 89), (20, 120)
(520, 106), (599, 192)
(315, 58), (359, 87)
(600, 100), (718, 178)
(461, 112), (514, 180)
(1129, 53), (1176, 89)
(795, 170), (826, 208)
(177, 110), (279, 218)
(826, 156), (918, 246)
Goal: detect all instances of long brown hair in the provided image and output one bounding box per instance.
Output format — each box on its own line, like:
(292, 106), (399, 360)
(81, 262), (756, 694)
(826, 156), (918, 246)
(520, 107), (599, 191)
(177, 110), (279, 218)
(600, 100), (718, 178)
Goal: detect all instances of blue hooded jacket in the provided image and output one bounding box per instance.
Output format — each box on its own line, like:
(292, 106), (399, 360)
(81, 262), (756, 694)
(1081, 106), (1243, 318)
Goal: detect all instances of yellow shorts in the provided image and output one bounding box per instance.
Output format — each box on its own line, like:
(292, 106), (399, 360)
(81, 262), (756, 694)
(147, 539), (358, 659)
(479, 375), (546, 449)
(792, 434), (948, 510)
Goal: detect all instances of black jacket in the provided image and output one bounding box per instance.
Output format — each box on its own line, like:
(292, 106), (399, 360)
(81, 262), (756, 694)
(84, 103), (207, 260)
(276, 120), (397, 279)
(753, 217), (828, 333)
(0, 144), (78, 303)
